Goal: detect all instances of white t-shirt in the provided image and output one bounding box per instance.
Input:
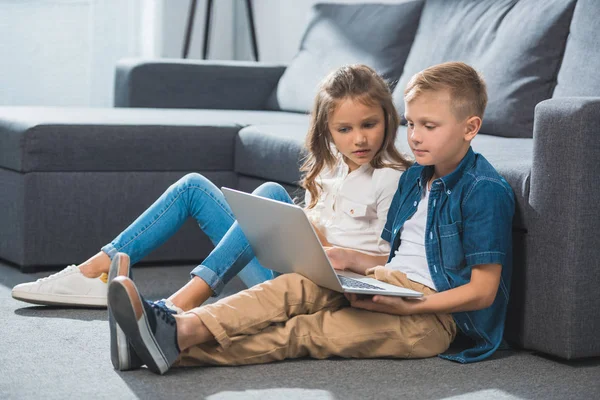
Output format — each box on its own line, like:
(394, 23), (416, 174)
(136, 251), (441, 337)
(304, 155), (402, 256)
(384, 183), (435, 289)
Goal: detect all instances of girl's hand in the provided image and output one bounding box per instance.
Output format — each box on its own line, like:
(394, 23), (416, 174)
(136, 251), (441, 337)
(345, 293), (423, 316)
(325, 248), (388, 275)
(324, 246), (354, 271)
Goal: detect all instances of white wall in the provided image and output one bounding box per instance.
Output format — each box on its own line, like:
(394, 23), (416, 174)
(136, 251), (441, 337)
(0, 0), (234, 107)
(160, 0), (234, 60)
(0, 0), (147, 107)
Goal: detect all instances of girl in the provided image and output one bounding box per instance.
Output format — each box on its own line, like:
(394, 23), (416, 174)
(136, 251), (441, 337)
(13, 64), (412, 368)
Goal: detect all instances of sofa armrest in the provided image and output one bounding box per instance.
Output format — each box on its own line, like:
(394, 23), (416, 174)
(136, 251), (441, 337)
(114, 58), (286, 110)
(523, 97), (600, 358)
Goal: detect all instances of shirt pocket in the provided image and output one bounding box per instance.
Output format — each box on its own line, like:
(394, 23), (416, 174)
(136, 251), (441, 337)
(438, 221), (464, 270)
(340, 199), (372, 231)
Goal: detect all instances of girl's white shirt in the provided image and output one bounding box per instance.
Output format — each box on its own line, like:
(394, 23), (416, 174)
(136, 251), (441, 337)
(304, 154), (403, 255)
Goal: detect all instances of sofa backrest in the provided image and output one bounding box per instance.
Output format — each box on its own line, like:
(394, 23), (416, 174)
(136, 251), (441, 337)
(553, 0), (600, 97)
(392, 0), (577, 139)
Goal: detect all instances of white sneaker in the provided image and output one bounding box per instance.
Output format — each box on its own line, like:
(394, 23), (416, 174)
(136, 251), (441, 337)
(12, 265), (107, 307)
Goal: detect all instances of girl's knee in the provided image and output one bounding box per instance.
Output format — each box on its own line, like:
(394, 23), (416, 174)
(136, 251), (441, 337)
(253, 182), (288, 200)
(176, 173), (215, 192)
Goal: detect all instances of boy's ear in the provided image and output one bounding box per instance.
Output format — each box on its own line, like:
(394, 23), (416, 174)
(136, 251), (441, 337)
(464, 116), (482, 142)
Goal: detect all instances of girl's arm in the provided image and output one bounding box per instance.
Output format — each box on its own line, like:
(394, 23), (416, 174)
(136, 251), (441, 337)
(303, 182), (333, 247)
(325, 247), (388, 275)
(311, 222), (331, 247)
(348, 263), (502, 314)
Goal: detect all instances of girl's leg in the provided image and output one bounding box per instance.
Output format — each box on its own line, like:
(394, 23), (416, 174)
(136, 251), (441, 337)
(168, 182), (295, 310)
(81, 173), (238, 277)
(12, 173), (239, 308)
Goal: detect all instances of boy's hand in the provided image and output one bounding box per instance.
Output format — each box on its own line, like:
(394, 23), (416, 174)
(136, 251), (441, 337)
(345, 293), (422, 316)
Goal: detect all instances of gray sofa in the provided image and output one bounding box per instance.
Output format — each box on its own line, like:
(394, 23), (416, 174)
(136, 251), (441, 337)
(1, 0), (599, 363)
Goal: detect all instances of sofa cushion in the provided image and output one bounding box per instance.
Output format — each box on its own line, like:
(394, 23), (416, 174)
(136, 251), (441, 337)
(553, 0), (600, 97)
(0, 107), (308, 172)
(270, 1), (424, 113)
(392, 0), (577, 139)
(235, 123), (310, 185)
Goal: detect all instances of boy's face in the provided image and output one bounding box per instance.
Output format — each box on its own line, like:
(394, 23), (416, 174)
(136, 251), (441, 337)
(404, 90), (479, 179)
(328, 98), (386, 172)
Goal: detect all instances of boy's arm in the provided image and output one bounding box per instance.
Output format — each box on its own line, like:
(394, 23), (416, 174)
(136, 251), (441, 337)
(347, 263), (501, 315)
(351, 177), (514, 315)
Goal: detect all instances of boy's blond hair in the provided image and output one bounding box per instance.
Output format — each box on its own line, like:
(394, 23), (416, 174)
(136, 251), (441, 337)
(404, 62), (487, 120)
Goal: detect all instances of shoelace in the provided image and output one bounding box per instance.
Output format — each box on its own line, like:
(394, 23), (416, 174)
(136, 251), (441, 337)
(149, 301), (177, 326)
(36, 265), (78, 282)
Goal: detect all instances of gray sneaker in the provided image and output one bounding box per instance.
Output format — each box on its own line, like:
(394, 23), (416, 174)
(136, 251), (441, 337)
(108, 276), (180, 375)
(107, 253), (143, 371)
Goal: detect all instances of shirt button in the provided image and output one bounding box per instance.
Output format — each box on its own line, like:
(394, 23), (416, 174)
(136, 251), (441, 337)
(447, 190), (452, 195)
(429, 232), (433, 240)
(413, 201), (417, 207)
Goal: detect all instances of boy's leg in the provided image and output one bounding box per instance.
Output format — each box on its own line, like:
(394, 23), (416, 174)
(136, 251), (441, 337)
(178, 305), (452, 366)
(108, 272), (345, 374)
(187, 273), (346, 343)
(177, 270), (456, 366)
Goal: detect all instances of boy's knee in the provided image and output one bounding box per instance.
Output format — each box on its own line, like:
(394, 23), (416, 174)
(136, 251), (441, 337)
(274, 273), (316, 290)
(253, 182), (287, 200)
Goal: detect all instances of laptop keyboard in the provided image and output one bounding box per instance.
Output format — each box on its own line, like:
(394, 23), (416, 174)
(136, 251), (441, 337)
(338, 275), (385, 290)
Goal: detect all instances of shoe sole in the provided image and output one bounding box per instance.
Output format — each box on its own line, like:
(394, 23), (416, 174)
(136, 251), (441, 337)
(109, 277), (170, 375)
(11, 291), (106, 308)
(107, 253), (140, 371)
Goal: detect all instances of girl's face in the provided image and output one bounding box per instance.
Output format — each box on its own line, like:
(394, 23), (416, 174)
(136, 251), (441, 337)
(327, 98), (386, 172)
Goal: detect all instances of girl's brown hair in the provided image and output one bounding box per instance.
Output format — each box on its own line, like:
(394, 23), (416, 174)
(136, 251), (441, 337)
(300, 64), (411, 208)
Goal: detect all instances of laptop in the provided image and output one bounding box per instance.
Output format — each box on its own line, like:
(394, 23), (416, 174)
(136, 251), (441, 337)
(222, 187), (423, 298)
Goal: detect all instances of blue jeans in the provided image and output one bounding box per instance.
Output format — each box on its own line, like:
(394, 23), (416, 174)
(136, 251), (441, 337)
(101, 173), (291, 295)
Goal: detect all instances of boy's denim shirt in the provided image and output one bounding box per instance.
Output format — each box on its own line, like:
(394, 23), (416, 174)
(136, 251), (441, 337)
(382, 147), (515, 363)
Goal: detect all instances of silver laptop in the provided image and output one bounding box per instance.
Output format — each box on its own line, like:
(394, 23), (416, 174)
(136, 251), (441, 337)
(222, 187), (423, 298)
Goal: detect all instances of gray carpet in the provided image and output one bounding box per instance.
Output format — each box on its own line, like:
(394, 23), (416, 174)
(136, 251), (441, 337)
(1, 261), (599, 400)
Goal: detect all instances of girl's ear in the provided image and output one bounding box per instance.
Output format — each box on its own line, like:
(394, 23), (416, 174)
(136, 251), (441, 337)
(464, 116), (481, 142)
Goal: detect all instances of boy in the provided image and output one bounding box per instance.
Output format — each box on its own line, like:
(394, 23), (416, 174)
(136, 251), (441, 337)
(108, 61), (515, 373)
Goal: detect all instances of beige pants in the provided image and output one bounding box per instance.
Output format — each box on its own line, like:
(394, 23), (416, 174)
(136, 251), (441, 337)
(176, 267), (456, 367)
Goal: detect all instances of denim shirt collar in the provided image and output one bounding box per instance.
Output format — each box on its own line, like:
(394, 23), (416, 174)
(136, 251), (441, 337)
(415, 147), (476, 193)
